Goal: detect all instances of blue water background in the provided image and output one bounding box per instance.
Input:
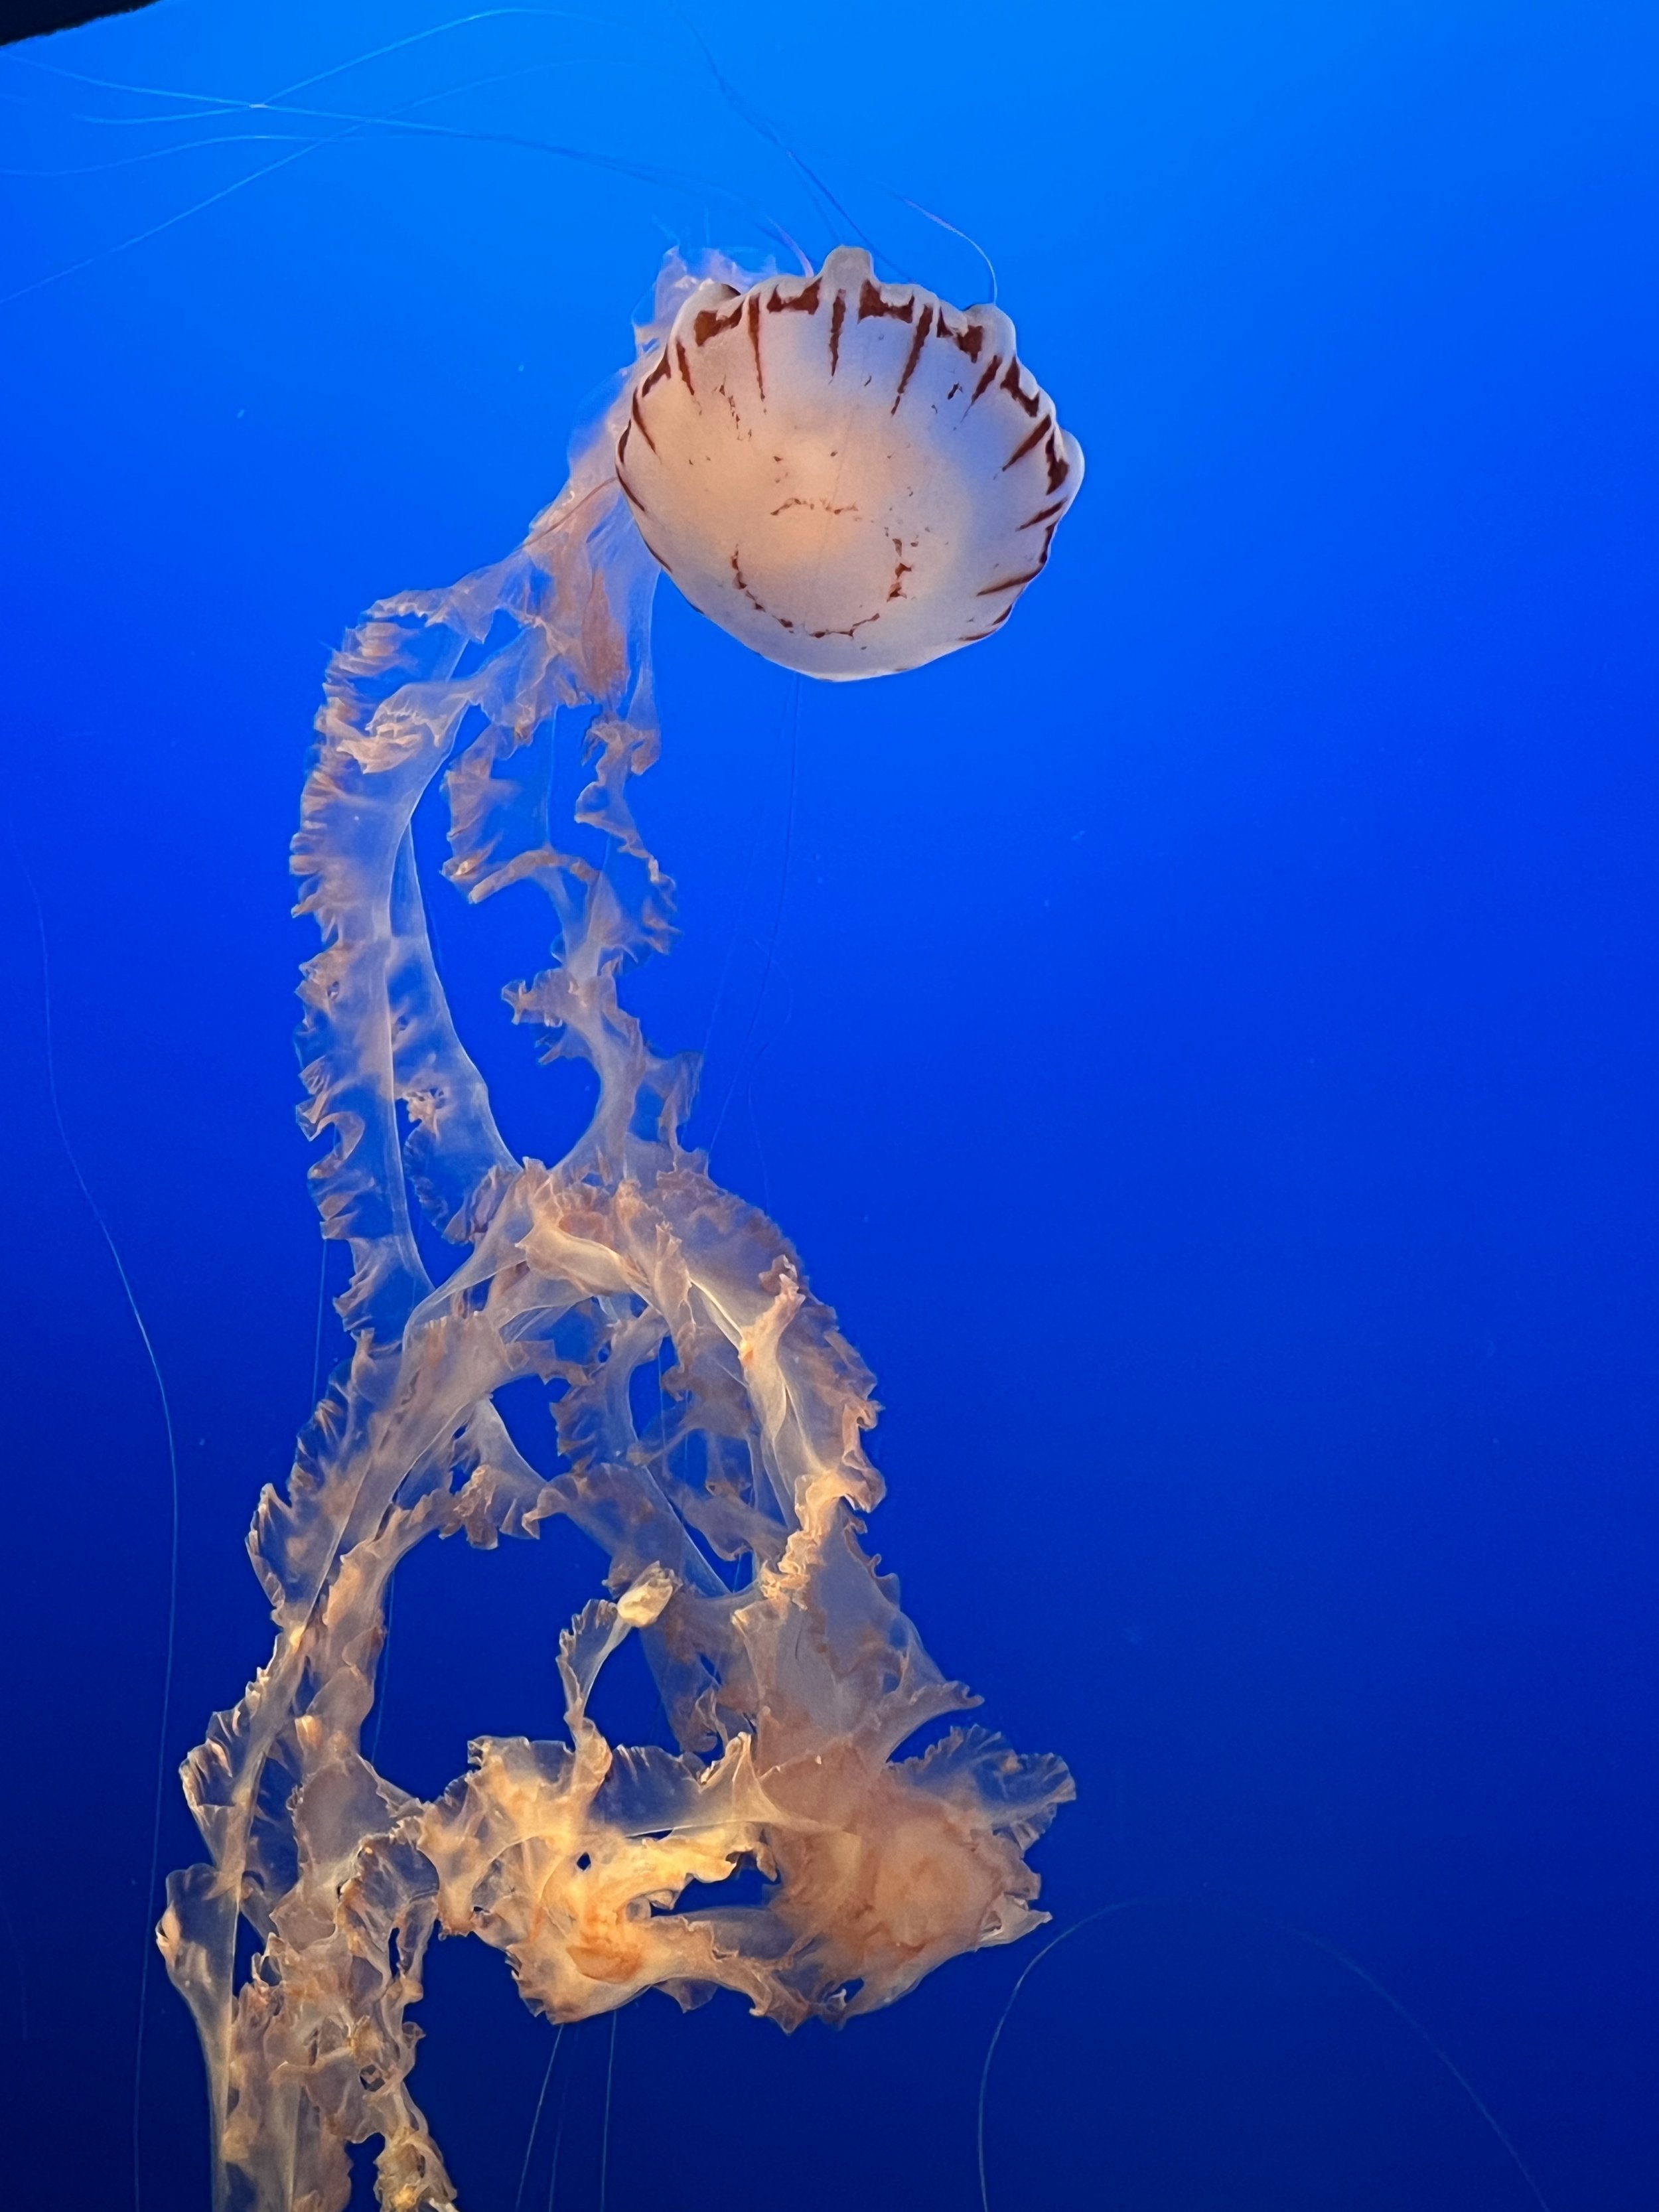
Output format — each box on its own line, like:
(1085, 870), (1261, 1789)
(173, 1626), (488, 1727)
(1, 3), (1654, 2205)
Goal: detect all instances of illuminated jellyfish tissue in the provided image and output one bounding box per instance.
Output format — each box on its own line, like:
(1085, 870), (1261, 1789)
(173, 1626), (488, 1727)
(161, 247), (1084, 2212)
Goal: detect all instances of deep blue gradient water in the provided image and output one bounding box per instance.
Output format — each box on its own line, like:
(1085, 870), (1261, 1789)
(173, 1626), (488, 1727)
(1, 3), (1655, 2207)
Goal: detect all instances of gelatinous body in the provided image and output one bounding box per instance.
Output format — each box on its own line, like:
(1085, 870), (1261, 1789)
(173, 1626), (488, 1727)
(617, 246), (1084, 678)
(162, 251), (1074, 2212)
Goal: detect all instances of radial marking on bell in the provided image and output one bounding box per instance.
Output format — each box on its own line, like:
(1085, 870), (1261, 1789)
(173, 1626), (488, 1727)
(693, 298), (743, 347)
(768, 277), (822, 316)
(858, 279), (914, 323)
(747, 291), (765, 400)
(935, 310), (985, 362)
(1002, 415), (1053, 472)
(969, 355), (1002, 405)
(1001, 358), (1042, 415)
(891, 305), (935, 414)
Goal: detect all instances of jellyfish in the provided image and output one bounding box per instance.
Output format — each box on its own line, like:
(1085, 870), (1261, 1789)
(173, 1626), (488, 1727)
(160, 245), (1083, 2212)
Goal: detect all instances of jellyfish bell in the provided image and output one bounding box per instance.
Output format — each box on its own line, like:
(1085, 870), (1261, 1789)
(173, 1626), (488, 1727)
(615, 244), (1084, 681)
